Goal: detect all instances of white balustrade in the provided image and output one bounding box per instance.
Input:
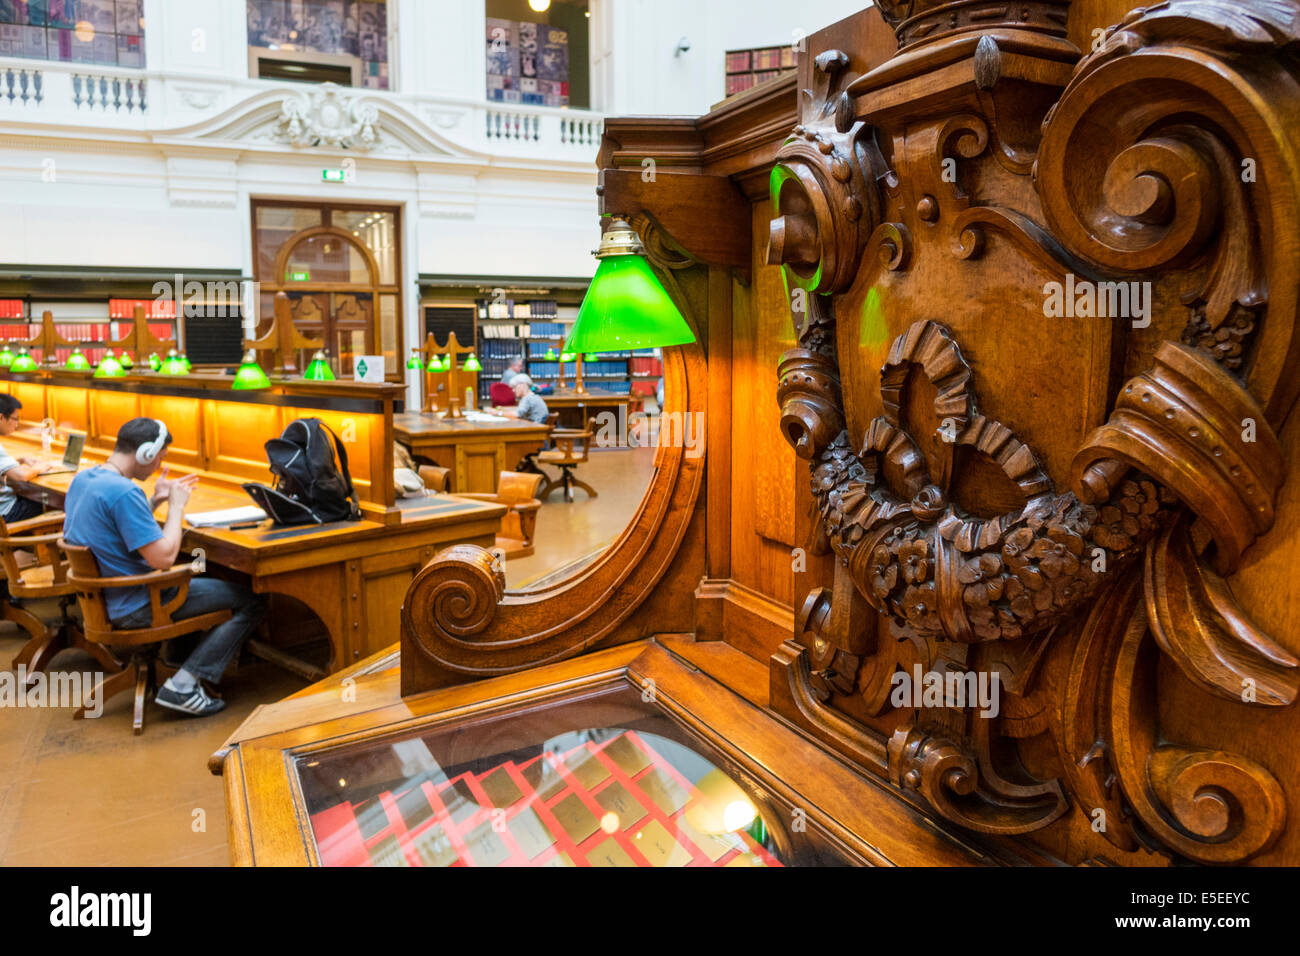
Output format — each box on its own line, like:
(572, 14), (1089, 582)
(0, 57), (603, 163)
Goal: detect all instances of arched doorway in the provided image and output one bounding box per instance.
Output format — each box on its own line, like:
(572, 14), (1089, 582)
(252, 201), (403, 380)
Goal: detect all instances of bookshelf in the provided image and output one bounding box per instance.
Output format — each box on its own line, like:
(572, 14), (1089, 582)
(475, 296), (657, 403)
(0, 298), (180, 366)
(724, 45), (797, 98)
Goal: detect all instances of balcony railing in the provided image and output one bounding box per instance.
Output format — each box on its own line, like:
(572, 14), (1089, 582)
(0, 57), (602, 164)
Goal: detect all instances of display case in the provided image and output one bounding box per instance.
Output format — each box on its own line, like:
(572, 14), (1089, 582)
(213, 639), (1005, 866)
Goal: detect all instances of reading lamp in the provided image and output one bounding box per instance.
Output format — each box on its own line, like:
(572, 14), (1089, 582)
(94, 350), (127, 378)
(64, 348), (91, 371)
(565, 218), (695, 353)
(304, 349), (336, 381)
(232, 350), (272, 390)
(160, 349), (186, 375)
(0, 344), (13, 368)
(10, 348), (38, 373)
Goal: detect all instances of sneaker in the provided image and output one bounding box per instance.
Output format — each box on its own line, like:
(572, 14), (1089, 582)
(155, 683), (226, 717)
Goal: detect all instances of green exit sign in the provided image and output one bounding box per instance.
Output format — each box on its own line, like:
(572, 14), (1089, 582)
(288, 270), (310, 282)
(322, 168), (346, 182)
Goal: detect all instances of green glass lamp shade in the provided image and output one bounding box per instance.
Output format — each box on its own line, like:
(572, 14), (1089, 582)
(180, 354), (192, 373)
(64, 348), (91, 371)
(544, 347), (557, 360)
(148, 353), (161, 371)
(0, 344), (12, 368)
(585, 353), (598, 362)
(560, 351), (575, 363)
(406, 350), (424, 371)
(462, 353), (482, 373)
(94, 350), (126, 378)
(10, 348), (38, 373)
(304, 351), (335, 381)
(566, 254), (695, 353)
(118, 352), (134, 370)
(232, 350), (272, 391)
(160, 349), (186, 375)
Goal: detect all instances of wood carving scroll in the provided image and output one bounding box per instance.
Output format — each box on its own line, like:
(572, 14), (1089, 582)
(769, 0), (1300, 861)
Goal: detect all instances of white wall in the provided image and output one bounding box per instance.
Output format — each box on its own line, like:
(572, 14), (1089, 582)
(596, 0), (873, 116)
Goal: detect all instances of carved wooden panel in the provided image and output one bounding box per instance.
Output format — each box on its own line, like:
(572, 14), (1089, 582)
(768, 0), (1300, 865)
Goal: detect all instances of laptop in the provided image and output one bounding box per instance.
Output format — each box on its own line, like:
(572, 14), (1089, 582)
(41, 432), (86, 475)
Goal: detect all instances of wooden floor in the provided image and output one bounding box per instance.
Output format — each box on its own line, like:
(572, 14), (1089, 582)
(0, 446), (655, 865)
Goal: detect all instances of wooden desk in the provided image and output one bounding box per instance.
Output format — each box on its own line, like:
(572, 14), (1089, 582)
(394, 412), (549, 494)
(6, 435), (507, 672)
(534, 388), (631, 430)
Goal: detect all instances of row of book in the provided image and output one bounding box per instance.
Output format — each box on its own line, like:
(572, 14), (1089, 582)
(480, 299), (560, 320)
(0, 322), (173, 343)
(480, 324), (567, 340)
(726, 46), (798, 73)
(725, 69), (792, 97)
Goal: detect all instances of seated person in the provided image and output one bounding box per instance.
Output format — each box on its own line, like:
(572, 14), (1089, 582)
(0, 394), (54, 523)
(500, 357), (525, 384)
(500, 374), (550, 425)
(63, 418), (269, 717)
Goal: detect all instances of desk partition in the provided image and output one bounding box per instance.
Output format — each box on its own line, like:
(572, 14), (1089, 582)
(0, 370), (405, 524)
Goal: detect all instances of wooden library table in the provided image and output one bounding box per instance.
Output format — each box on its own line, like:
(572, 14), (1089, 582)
(394, 411), (549, 493)
(533, 388), (631, 430)
(6, 437), (506, 672)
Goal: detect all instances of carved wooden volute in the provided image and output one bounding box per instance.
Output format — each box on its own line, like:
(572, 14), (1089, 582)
(769, 0), (1300, 863)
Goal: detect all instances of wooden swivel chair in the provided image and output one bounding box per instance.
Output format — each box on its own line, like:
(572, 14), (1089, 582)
(0, 513), (122, 685)
(537, 417), (599, 503)
(457, 471), (546, 557)
(61, 540), (232, 735)
(517, 412), (559, 475)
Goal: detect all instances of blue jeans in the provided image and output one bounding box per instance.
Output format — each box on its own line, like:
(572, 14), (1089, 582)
(3, 496), (44, 523)
(112, 578), (270, 684)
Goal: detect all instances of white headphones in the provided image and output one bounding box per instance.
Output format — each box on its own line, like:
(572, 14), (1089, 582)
(136, 419), (169, 465)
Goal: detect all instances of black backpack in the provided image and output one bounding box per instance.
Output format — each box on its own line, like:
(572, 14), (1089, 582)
(242, 418), (362, 525)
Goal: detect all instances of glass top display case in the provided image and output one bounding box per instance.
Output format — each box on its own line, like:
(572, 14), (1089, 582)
(215, 638), (997, 866)
(296, 686), (818, 867)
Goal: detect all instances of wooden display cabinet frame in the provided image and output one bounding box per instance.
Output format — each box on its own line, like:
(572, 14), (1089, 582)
(215, 637), (1026, 866)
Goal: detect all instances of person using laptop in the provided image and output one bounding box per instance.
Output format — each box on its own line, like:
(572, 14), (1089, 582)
(63, 417), (269, 717)
(0, 394), (53, 523)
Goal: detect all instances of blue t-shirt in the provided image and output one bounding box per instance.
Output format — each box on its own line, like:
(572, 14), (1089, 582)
(63, 466), (163, 621)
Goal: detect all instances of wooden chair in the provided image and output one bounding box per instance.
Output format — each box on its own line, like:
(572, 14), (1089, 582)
(517, 412), (560, 475)
(457, 471), (546, 557)
(61, 540), (232, 735)
(536, 417), (599, 503)
(0, 513), (122, 685)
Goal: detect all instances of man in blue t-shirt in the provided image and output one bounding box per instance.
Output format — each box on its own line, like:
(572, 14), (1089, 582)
(63, 418), (269, 717)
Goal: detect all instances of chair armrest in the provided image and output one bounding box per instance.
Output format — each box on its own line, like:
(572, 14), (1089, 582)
(68, 562), (196, 592)
(5, 512), (64, 536)
(418, 465), (450, 492)
(513, 499), (542, 516)
(69, 562), (198, 629)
